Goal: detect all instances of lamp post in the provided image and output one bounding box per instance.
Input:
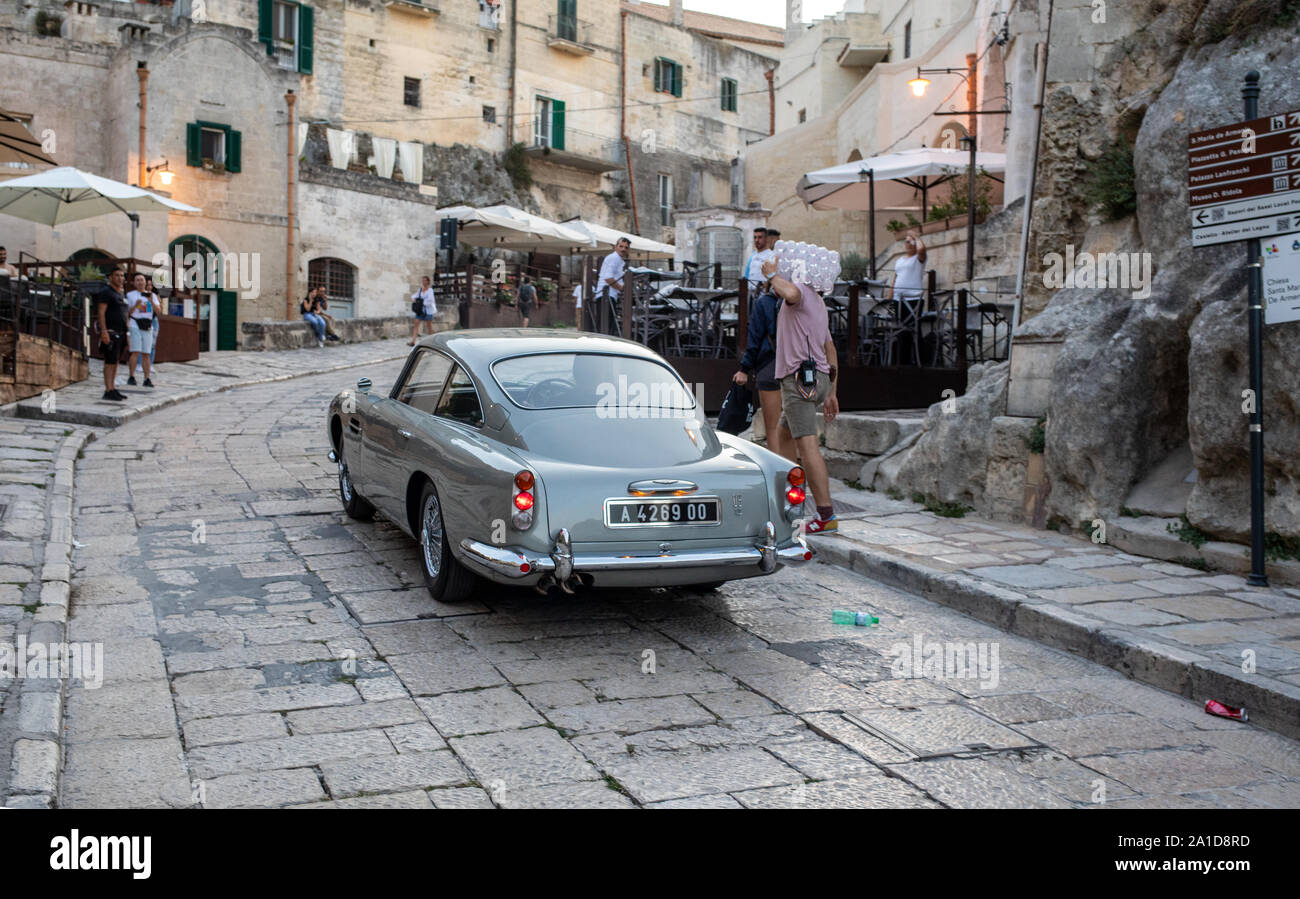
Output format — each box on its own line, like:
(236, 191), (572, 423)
(905, 56), (1009, 289)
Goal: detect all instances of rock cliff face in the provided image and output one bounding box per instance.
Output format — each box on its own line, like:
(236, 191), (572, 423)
(874, 1), (1300, 542)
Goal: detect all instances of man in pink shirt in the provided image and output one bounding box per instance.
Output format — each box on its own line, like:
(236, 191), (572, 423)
(761, 255), (840, 533)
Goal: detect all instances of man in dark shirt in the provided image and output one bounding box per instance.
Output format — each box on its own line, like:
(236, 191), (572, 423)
(517, 276), (537, 328)
(95, 268), (129, 401)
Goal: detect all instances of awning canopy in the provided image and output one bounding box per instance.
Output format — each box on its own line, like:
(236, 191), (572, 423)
(0, 109), (57, 167)
(437, 204), (596, 253)
(0, 165), (200, 224)
(0, 165), (200, 263)
(795, 147), (1007, 211)
(561, 218), (676, 258)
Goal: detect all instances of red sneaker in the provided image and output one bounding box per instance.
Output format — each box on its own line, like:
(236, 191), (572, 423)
(805, 516), (838, 534)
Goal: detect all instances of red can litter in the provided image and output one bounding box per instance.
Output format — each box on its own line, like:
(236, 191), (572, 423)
(1204, 699), (1248, 722)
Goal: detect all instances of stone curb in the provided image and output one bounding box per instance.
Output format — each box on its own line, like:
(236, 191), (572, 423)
(810, 535), (1300, 741)
(8, 348), (410, 429)
(4, 425), (92, 808)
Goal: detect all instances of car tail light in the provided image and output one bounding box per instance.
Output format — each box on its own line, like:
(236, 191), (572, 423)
(511, 472), (536, 531)
(787, 467), (805, 487)
(785, 485), (806, 506)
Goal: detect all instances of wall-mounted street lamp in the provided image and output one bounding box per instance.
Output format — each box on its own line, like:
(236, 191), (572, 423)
(146, 159), (173, 188)
(904, 57), (1010, 285)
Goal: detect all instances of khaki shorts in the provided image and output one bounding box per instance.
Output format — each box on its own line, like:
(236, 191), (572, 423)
(778, 370), (831, 439)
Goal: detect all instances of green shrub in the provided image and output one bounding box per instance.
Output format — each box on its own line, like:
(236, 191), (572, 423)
(502, 142), (533, 191)
(1083, 139), (1137, 221)
(839, 252), (870, 282)
(1264, 531), (1300, 563)
(1025, 417), (1046, 454)
(1166, 514), (1210, 549)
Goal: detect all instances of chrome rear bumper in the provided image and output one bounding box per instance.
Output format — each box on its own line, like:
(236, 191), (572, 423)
(457, 520), (813, 582)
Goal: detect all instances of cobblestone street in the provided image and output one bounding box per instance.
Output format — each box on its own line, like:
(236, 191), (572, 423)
(23, 360), (1296, 809)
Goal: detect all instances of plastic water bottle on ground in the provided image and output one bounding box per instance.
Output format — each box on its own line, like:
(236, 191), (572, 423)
(832, 609), (878, 626)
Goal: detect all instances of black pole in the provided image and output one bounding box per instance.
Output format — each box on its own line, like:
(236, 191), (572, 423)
(868, 170), (877, 280)
(964, 135), (976, 285)
(1243, 71), (1269, 586)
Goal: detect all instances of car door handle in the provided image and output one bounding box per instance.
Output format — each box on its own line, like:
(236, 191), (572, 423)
(398, 429), (412, 439)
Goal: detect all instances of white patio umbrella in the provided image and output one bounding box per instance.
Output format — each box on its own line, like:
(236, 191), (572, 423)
(438, 203), (595, 253)
(796, 147), (1006, 279)
(795, 147), (1007, 212)
(560, 218), (675, 259)
(0, 165), (200, 263)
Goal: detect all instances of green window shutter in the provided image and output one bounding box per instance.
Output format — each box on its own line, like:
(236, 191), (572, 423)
(653, 59), (662, 93)
(298, 4), (314, 74)
(226, 129), (242, 173)
(258, 0), (274, 55)
(551, 99), (565, 151)
(671, 63), (682, 98)
(186, 122), (201, 167)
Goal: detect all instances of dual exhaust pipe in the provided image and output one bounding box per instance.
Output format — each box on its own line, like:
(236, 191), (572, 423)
(534, 573), (587, 596)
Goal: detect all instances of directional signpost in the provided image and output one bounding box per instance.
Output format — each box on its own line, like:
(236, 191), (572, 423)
(1187, 73), (1294, 586)
(1189, 107), (1300, 247)
(1262, 235), (1300, 325)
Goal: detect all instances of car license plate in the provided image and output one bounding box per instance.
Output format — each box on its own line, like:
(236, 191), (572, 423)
(605, 497), (721, 527)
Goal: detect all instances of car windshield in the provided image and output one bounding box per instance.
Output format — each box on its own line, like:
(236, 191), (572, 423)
(491, 352), (696, 412)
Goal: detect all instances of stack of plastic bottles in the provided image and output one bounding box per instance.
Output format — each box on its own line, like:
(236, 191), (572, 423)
(772, 239), (841, 294)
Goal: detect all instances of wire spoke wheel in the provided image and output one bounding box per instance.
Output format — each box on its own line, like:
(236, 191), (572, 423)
(421, 492), (444, 580)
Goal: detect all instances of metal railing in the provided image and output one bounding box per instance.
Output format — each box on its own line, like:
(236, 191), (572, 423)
(547, 13), (593, 47)
(0, 253), (92, 363)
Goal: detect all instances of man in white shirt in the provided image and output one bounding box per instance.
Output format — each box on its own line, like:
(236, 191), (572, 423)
(742, 227), (775, 297)
(409, 275), (436, 345)
(594, 237), (630, 334)
(597, 237), (630, 299)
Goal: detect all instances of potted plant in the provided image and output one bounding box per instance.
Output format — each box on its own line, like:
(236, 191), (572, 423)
(536, 278), (554, 303)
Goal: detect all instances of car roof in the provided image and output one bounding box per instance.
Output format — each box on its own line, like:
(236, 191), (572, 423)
(420, 329), (665, 370)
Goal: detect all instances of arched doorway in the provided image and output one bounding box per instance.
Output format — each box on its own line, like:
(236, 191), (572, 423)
(308, 257), (357, 319)
(168, 234), (237, 351)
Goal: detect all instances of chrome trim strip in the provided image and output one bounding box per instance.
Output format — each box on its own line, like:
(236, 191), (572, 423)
(627, 478), (699, 496)
(460, 535), (813, 579)
(458, 539), (550, 578)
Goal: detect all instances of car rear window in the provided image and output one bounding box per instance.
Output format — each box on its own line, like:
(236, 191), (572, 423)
(491, 352), (696, 412)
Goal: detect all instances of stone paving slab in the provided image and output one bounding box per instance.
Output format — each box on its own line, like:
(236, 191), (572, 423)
(810, 484), (1300, 740)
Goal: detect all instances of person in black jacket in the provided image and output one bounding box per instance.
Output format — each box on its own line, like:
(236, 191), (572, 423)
(732, 251), (785, 457)
(94, 268), (130, 401)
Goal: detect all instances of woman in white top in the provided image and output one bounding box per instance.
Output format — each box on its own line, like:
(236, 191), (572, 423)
(410, 275), (436, 346)
(125, 273), (156, 387)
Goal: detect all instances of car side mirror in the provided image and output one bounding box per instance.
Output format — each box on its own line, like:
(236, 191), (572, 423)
(357, 377), (371, 394)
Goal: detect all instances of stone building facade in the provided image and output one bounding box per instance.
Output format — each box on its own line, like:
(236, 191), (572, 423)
(0, 0), (786, 345)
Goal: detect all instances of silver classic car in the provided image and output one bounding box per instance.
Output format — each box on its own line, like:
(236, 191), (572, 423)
(326, 330), (812, 602)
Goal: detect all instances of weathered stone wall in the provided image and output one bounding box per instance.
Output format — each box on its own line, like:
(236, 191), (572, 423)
(240, 309), (455, 350)
(877, 0), (1300, 545)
